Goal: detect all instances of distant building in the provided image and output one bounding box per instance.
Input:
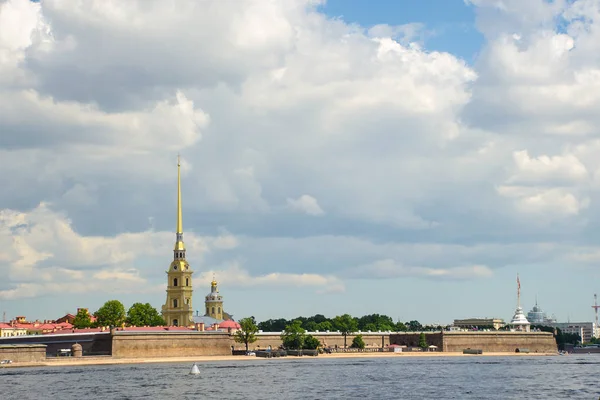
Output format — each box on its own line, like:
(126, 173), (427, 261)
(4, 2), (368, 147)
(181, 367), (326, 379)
(453, 318), (505, 330)
(0, 316), (72, 337)
(548, 322), (598, 343)
(55, 308), (97, 325)
(526, 300), (556, 325)
(0, 323), (27, 337)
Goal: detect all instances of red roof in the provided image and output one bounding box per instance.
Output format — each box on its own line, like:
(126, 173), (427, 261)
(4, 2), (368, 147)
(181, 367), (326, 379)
(0, 323), (13, 329)
(219, 320), (241, 329)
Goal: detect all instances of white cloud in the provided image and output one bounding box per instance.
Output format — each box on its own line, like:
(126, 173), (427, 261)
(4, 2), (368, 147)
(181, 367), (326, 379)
(348, 259), (493, 280)
(2, 0), (600, 321)
(508, 150), (588, 185)
(287, 195), (325, 216)
(497, 186), (589, 216)
(195, 262), (345, 294)
(0, 203), (237, 299)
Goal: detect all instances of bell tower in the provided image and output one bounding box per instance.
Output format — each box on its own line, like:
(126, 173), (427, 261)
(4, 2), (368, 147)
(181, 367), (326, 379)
(161, 156), (194, 327)
(205, 276), (224, 320)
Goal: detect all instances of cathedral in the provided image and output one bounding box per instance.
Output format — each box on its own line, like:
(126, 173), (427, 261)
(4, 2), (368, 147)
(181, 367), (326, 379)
(161, 157), (232, 327)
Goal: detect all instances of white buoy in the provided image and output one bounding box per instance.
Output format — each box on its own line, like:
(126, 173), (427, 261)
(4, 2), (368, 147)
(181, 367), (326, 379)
(190, 363), (200, 375)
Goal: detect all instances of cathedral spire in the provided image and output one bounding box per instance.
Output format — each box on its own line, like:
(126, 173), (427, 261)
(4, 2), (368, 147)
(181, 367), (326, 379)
(174, 155), (185, 252)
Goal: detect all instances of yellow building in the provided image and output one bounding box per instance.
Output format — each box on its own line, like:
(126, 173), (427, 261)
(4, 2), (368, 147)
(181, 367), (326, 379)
(0, 323), (28, 337)
(161, 157), (194, 327)
(205, 277), (224, 321)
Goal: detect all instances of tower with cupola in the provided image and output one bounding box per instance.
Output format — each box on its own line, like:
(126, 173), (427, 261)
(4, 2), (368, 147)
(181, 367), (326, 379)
(161, 156), (194, 327)
(205, 276), (224, 321)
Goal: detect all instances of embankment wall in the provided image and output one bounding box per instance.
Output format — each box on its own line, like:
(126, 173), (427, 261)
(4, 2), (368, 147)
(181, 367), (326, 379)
(389, 331), (557, 353)
(237, 332), (391, 351)
(0, 344), (47, 362)
(0, 332), (111, 356)
(111, 331), (232, 358)
(442, 331), (557, 353)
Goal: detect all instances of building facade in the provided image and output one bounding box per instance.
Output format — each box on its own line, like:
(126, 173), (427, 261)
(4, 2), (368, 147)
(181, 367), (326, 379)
(161, 157), (194, 327)
(453, 318), (506, 330)
(526, 301), (556, 325)
(548, 322), (598, 343)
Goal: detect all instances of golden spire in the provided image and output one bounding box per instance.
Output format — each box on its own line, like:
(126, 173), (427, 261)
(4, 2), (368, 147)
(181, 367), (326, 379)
(177, 155), (182, 234)
(211, 273), (217, 287)
(174, 155), (185, 251)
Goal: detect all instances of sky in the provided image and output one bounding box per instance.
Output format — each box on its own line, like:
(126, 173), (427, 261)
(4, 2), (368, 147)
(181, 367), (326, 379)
(1, 0), (599, 325)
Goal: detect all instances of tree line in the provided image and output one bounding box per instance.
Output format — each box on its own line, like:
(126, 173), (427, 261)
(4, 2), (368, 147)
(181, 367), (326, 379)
(256, 313), (438, 333)
(234, 315), (434, 351)
(72, 300), (165, 329)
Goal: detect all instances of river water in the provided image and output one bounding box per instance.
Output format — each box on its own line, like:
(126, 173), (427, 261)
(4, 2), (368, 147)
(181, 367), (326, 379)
(1, 355), (598, 399)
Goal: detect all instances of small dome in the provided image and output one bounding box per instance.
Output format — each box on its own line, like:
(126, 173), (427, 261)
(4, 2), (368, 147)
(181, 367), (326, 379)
(219, 320), (241, 329)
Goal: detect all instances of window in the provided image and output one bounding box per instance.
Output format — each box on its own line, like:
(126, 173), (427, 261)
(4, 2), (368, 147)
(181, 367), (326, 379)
(186, 278), (189, 286)
(218, 307), (221, 314)
(206, 307), (209, 315)
(185, 298), (189, 304)
(212, 307), (215, 314)
(173, 299), (178, 307)
(173, 319), (178, 327)
(173, 278), (178, 287)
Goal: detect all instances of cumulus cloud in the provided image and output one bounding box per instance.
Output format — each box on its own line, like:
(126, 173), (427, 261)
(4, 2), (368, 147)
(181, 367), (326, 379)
(2, 0), (600, 320)
(0, 203), (237, 300)
(287, 195), (325, 216)
(195, 262), (345, 294)
(347, 259), (493, 280)
(508, 150), (588, 185)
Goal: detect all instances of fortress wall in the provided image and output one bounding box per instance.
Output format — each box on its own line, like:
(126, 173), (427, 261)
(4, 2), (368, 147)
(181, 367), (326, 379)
(389, 332), (444, 348)
(0, 344), (47, 362)
(238, 332), (391, 351)
(0, 332), (111, 356)
(111, 332), (232, 358)
(442, 331), (557, 353)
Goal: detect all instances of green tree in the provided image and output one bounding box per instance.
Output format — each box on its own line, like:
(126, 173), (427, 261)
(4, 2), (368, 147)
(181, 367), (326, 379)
(94, 300), (126, 327)
(258, 318), (288, 332)
(364, 323), (378, 332)
(419, 332), (428, 349)
(406, 320), (423, 332)
(126, 303), (165, 327)
(72, 308), (92, 329)
(357, 314), (395, 332)
(317, 321), (333, 331)
(234, 317), (259, 352)
(281, 320), (306, 350)
(333, 314), (358, 349)
(303, 335), (321, 350)
(351, 334), (366, 349)
(304, 321), (319, 332)
(395, 321), (408, 332)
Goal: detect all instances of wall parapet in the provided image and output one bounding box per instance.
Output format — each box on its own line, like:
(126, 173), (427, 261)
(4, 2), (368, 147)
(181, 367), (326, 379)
(0, 344), (47, 363)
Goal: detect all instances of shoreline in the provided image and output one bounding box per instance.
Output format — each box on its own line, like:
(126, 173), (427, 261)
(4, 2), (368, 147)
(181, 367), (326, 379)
(0, 351), (558, 369)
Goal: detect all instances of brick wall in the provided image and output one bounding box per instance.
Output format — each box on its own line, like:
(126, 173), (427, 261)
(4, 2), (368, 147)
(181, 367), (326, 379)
(111, 331), (232, 358)
(0, 344), (47, 362)
(442, 331), (557, 353)
(233, 332), (392, 351)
